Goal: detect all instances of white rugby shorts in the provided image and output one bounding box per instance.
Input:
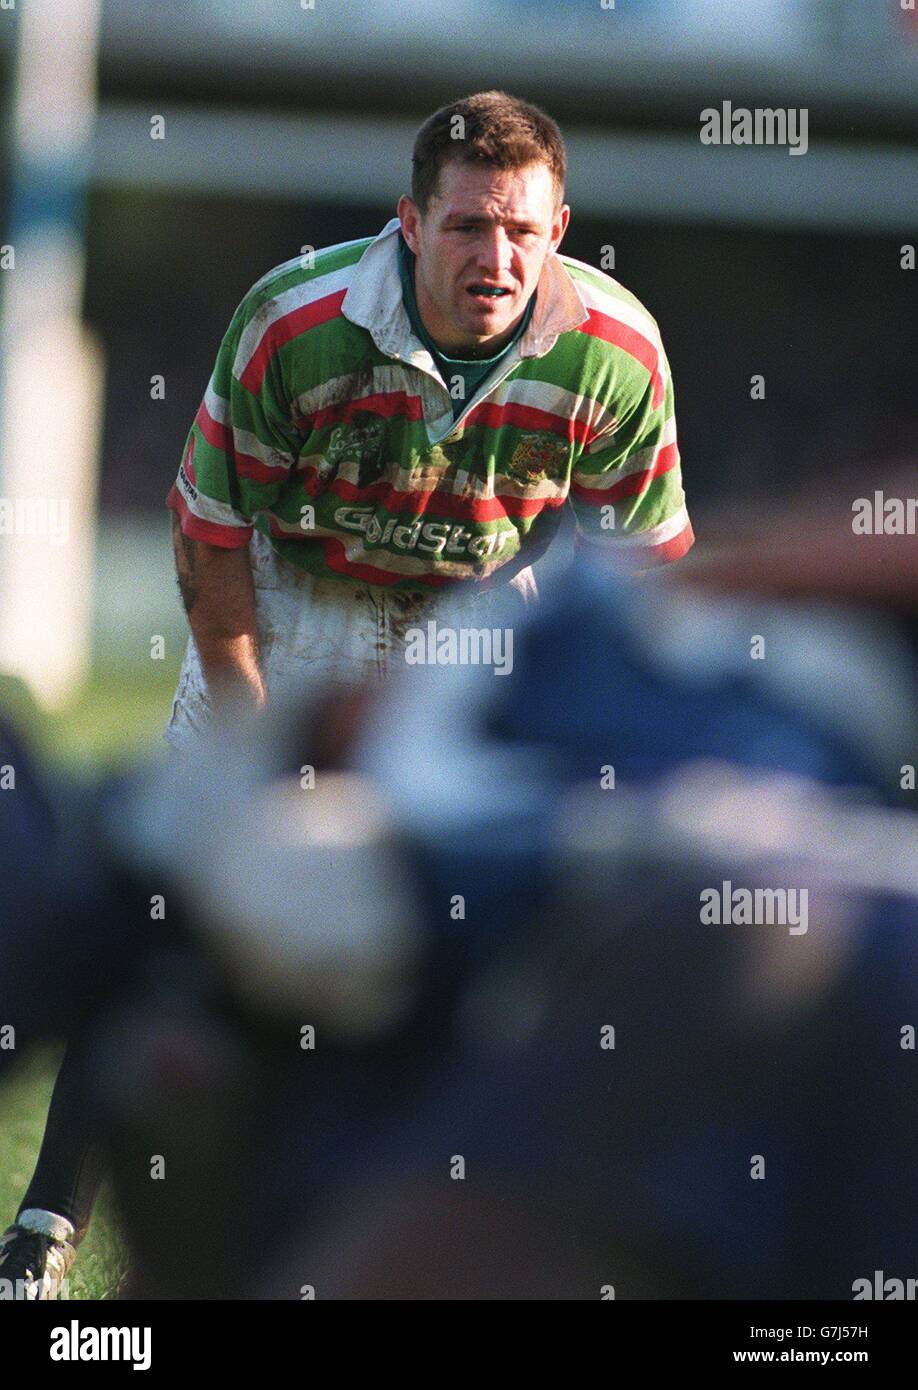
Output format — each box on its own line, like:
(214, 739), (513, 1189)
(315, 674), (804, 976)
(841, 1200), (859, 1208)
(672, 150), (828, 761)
(165, 529), (538, 748)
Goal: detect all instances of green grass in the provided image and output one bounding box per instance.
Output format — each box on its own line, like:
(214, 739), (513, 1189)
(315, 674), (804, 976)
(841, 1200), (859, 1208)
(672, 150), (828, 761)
(1, 660), (182, 774)
(0, 655), (182, 1299)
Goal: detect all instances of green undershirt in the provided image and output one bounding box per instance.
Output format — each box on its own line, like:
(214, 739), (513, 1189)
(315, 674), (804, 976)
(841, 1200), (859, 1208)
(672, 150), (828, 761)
(397, 232), (535, 421)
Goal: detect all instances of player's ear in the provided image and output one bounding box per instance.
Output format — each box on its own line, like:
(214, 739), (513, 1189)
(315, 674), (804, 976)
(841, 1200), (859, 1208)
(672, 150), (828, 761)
(397, 195), (422, 254)
(549, 203), (571, 255)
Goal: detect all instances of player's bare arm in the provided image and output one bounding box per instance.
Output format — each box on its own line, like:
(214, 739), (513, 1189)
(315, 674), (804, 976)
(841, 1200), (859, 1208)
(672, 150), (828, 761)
(170, 512), (266, 712)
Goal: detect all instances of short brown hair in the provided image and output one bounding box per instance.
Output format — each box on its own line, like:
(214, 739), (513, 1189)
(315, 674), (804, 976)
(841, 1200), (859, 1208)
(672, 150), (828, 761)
(411, 90), (567, 215)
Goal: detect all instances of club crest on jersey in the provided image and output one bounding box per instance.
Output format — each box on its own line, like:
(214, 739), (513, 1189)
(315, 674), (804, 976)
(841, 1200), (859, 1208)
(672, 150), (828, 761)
(507, 431), (568, 487)
(325, 416), (387, 486)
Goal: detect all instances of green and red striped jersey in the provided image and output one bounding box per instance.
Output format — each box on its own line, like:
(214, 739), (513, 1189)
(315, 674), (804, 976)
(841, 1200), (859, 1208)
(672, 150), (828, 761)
(167, 217), (693, 589)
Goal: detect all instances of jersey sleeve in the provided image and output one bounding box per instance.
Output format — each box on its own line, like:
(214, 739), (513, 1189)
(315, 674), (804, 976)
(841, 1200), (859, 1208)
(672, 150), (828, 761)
(166, 292), (299, 547)
(568, 346), (694, 569)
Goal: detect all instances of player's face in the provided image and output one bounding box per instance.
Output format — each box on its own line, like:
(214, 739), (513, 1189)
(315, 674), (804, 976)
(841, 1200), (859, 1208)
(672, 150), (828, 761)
(397, 161), (569, 359)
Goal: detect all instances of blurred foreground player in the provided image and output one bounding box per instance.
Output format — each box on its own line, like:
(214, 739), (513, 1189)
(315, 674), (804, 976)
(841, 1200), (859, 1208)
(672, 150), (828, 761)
(83, 553), (915, 1298)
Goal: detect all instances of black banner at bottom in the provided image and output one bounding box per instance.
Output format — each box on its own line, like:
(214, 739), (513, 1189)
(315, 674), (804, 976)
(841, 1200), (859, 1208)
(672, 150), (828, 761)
(7, 1298), (912, 1376)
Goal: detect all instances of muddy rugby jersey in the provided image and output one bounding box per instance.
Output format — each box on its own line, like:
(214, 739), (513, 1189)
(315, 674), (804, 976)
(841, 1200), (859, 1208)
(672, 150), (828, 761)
(167, 217), (694, 590)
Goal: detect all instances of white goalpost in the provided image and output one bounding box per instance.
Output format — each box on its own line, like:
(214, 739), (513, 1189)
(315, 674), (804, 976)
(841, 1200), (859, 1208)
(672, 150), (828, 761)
(0, 0), (105, 709)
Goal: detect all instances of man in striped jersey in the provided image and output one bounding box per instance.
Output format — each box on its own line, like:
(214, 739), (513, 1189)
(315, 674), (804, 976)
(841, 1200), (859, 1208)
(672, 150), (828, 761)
(164, 89), (693, 742)
(0, 90), (693, 1296)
